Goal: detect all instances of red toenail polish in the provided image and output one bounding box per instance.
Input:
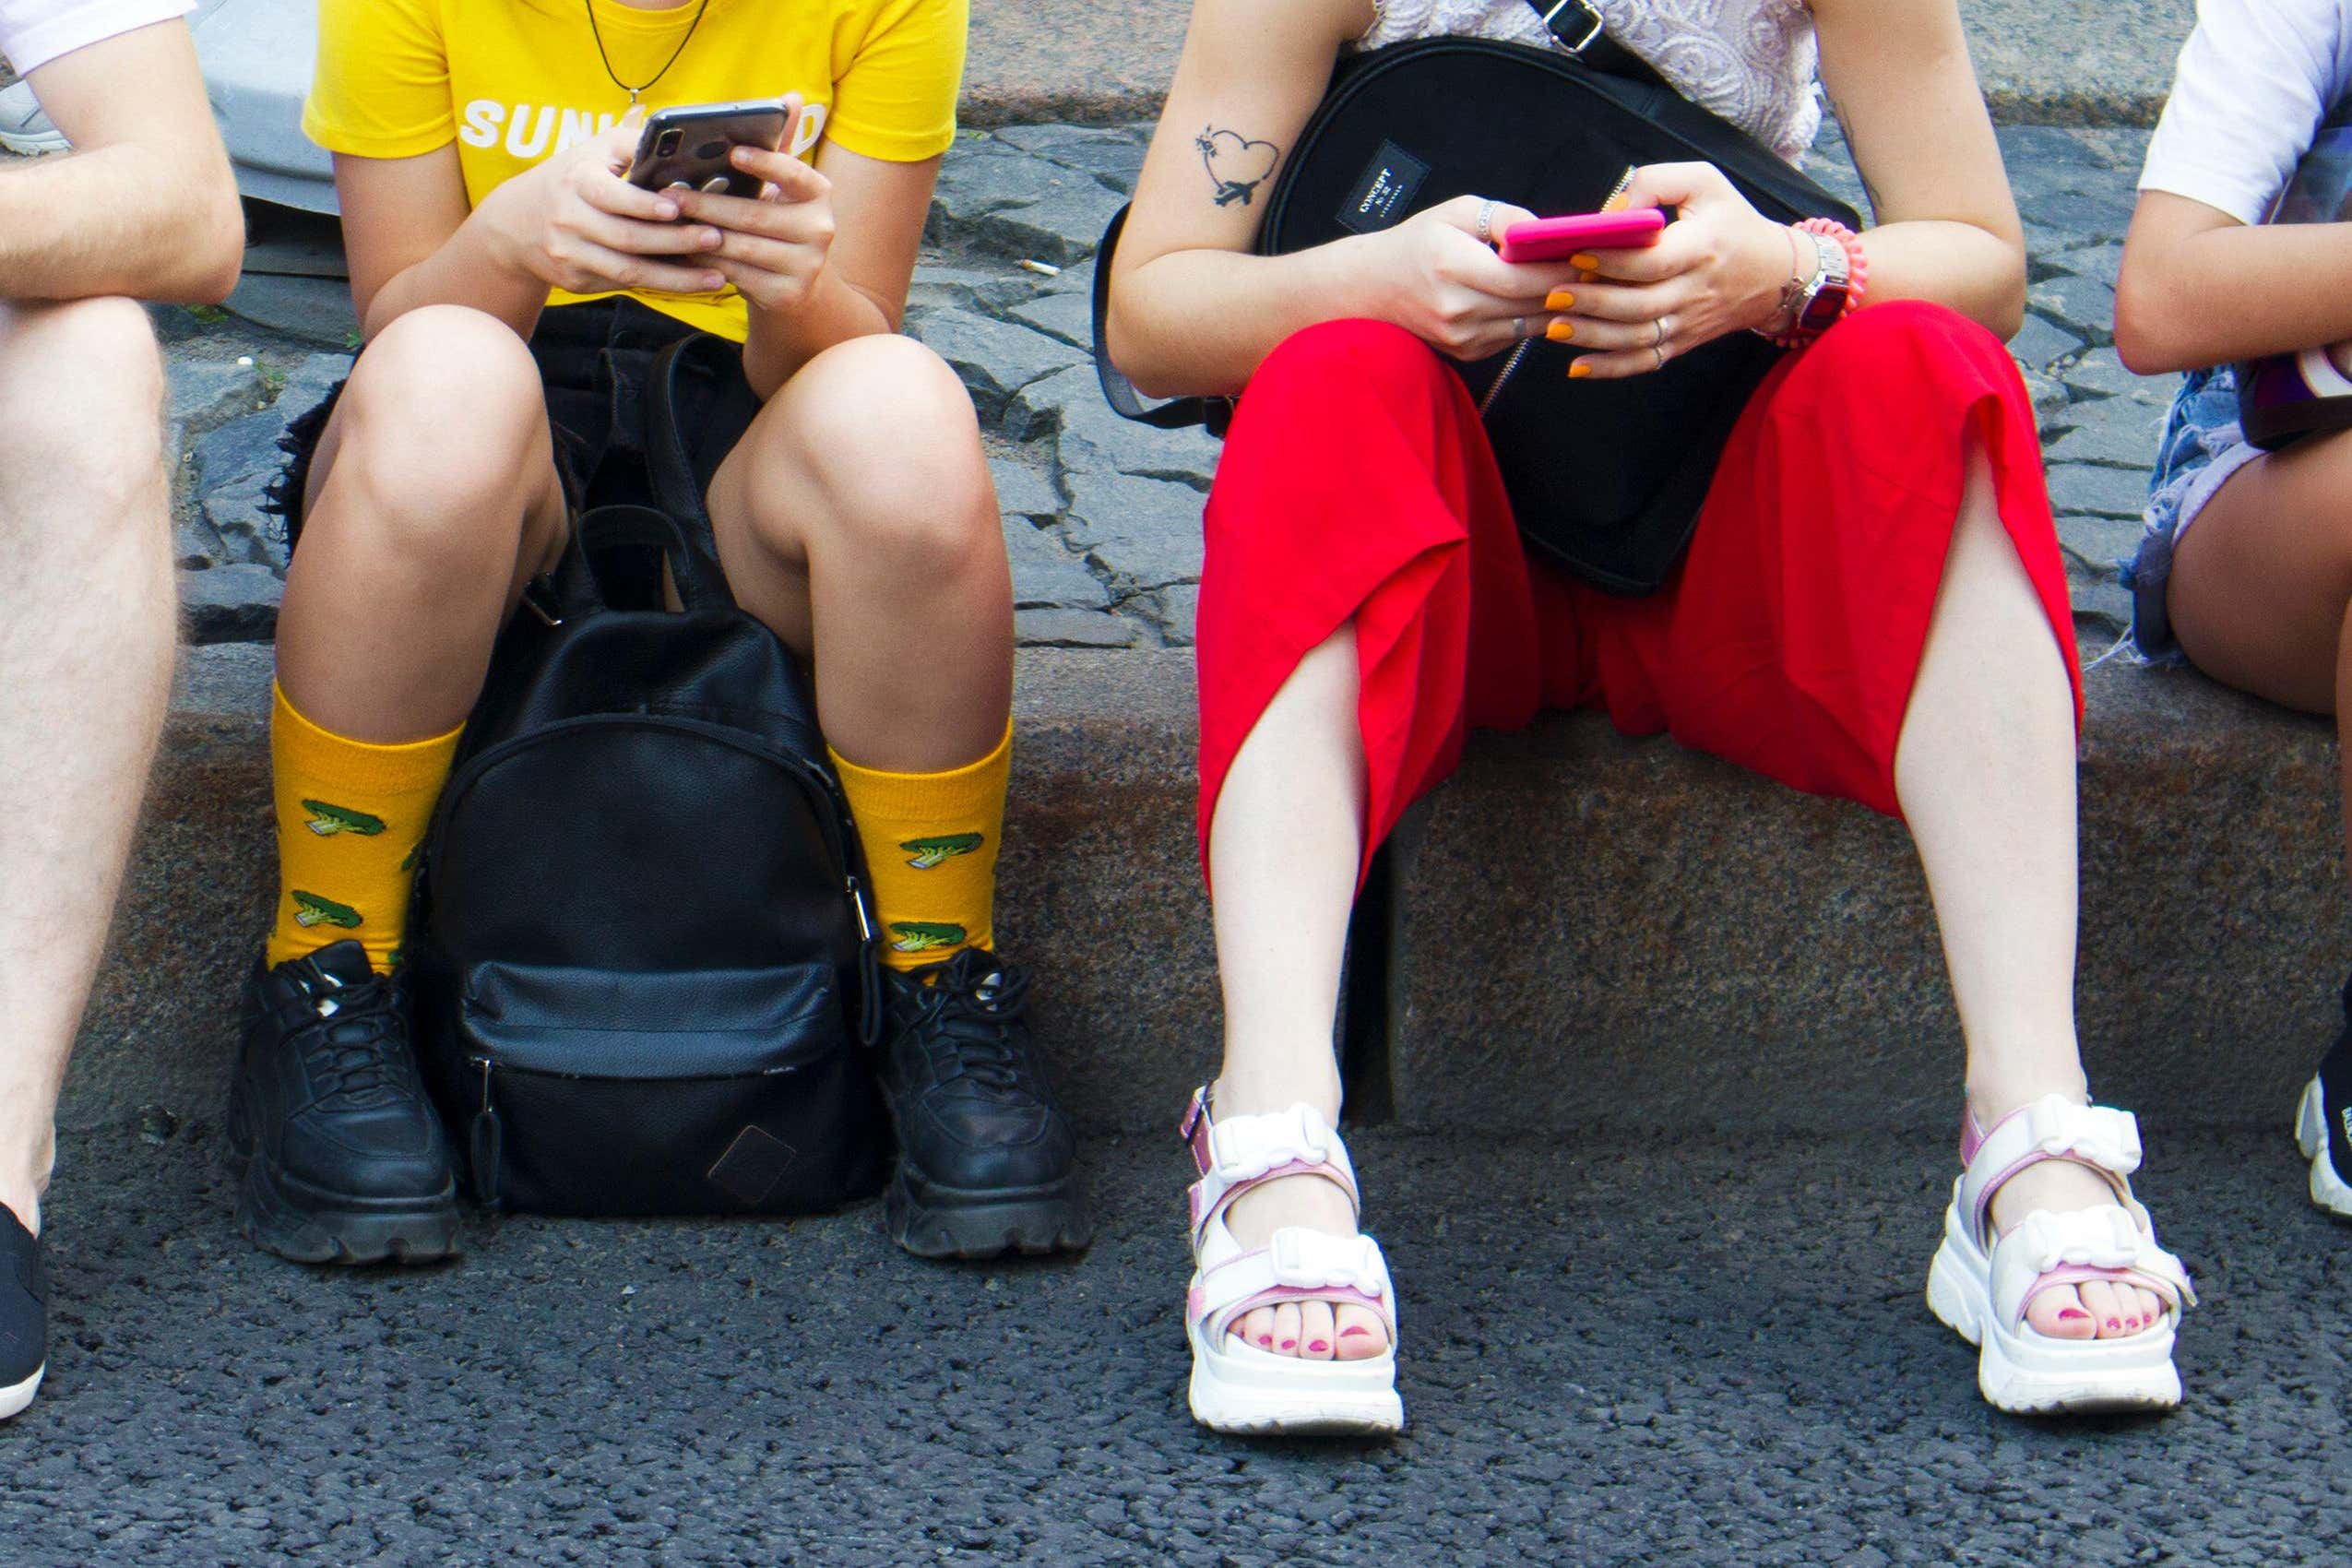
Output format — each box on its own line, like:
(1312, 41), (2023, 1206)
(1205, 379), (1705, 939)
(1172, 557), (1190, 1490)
(1308, 1340), (1329, 1353)
(2106, 1319), (2120, 1330)
(1340, 1326), (1372, 1337)
(2059, 1308), (2089, 1320)
(1279, 1338), (1297, 1349)
(1257, 1336), (1273, 1347)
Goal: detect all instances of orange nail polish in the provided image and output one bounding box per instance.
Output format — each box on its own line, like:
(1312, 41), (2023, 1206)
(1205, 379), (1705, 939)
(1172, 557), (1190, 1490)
(1568, 253), (1598, 272)
(1545, 290), (1574, 312)
(1546, 319), (1575, 343)
(1568, 362), (1593, 380)
(1577, 269), (1598, 285)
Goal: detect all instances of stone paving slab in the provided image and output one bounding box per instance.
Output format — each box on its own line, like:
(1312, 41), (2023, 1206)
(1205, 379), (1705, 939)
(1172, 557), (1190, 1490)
(4, 1116), (2346, 1564)
(148, 120), (2172, 657)
(957, 0), (2194, 127)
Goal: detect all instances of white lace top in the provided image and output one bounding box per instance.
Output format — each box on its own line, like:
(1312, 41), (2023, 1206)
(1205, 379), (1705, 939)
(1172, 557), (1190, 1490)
(1356, 0), (1823, 165)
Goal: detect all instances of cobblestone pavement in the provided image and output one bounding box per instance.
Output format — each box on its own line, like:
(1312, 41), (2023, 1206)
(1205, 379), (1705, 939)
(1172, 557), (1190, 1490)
(130, 121), (2160, 655)
(6, 1118), (2346, 1565)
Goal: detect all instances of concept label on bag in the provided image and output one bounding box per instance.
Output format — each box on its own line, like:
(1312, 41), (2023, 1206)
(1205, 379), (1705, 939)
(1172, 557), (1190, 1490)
(1338, 138), (1430, 234)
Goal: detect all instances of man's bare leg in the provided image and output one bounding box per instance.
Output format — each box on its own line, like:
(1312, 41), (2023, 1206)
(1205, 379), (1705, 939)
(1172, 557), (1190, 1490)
(0, 296), (176, 1232)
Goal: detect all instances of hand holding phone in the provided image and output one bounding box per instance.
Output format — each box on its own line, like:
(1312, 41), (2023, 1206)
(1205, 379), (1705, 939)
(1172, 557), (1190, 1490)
(626, 98), (794, 200)
(656, 99), (844, 316)
(474, 113), (731, 301)
(1497, 208), (1666, 264)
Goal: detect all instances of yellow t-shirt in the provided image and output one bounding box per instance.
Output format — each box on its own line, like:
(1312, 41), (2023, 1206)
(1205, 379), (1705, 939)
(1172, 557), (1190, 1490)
(303, 0), (967, 339)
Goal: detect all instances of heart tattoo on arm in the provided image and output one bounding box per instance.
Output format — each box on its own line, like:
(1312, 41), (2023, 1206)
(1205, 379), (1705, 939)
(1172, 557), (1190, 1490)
(1195, 126), (1282, 208)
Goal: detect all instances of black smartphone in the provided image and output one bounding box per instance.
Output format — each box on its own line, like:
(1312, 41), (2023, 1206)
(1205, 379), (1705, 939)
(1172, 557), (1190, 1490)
(625, 99), (792, 199)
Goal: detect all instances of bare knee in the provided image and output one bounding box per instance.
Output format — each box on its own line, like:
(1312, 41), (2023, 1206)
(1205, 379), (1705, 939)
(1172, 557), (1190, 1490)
(0, 297), (166, 521)
(327, 305), (548, 564)
(757, 336), (998, 570)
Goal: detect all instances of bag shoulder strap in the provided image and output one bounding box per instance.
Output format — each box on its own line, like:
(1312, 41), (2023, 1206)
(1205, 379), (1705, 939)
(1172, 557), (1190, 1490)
(1519, 0), (1666, 89)
(1090, 205), (1233, 434)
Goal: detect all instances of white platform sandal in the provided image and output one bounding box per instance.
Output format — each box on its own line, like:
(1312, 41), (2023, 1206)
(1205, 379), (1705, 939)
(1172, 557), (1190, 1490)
(1179, 1087), (1403, 1436)
(1925, 1093), (2196, 1415)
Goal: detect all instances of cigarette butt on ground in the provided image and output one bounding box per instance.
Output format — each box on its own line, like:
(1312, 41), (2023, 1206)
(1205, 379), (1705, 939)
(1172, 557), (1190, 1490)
(1018, 259), (1062, 276)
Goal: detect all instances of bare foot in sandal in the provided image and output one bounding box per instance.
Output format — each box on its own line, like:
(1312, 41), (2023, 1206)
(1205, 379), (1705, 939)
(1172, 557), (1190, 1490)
(1971, 1084), (2171, 1340)
(1930, 1089), (2194, 1415)
(1180, 1083), (1402, 1435)
(1214, 1111), (1392, 1361)
(1188, 1082), (1395, 1356)
(1984, 1148), (2170, 1340)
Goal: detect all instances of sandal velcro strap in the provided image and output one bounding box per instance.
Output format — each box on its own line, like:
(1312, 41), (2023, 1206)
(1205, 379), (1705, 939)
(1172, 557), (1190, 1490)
(1991, 1206), (2196, 1332)
(1959, 1096), (2144, 1240)
(2011, 1206), (2144, 1275)
(1196, 1229), (1398, 1342)
(1180, 1088), (1360, 1247)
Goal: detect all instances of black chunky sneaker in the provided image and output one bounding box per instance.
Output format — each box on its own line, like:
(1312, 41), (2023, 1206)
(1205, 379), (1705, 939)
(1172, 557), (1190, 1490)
(878, 948), (1091, 1259)
(0, 1206), (43, 1421)
(229, 941), (459, 1264)
(2296, 968), (2352, 1218)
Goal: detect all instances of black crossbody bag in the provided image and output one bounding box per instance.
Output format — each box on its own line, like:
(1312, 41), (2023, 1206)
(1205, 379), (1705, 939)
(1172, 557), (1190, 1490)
(1090, 0), (1859, 594)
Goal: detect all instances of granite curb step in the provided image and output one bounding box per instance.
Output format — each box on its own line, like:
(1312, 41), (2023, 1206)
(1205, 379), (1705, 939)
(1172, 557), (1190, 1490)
(66, 644), (2346, 1146)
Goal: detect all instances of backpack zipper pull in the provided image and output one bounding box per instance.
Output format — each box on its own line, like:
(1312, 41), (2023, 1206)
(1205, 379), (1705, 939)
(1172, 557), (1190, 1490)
(849, 874), (885, 1047)
(468, 1055), (504, 1207)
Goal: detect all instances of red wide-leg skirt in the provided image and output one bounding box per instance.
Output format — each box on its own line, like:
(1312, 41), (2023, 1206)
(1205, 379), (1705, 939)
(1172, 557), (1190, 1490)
(1194, 301), (2080, 885)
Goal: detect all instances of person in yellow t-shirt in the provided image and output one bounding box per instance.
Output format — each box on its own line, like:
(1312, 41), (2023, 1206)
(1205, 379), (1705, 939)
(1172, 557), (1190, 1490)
(229, 0), (1089, 1269)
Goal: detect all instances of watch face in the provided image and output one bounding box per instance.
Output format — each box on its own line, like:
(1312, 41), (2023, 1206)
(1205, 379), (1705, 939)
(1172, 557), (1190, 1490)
(1797, 283), (1847, 333)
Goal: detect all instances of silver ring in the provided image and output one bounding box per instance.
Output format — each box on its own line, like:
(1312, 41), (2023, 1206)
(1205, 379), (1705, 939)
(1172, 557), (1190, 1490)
(1653, 343), (1669, 370)
(1477, 198), (1496, 245)
(1512, 316), (1526, 339)
(1653, 315), (1669, 348)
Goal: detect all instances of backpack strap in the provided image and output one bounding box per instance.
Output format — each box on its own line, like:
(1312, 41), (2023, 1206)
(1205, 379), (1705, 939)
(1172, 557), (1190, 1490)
(549, 504), (737, 618)
(644, 333), (760, 568)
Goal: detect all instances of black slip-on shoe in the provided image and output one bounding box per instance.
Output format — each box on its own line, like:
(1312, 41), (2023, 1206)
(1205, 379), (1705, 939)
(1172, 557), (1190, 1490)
(0, 1206), (43, 1421)
(878, 948), (1091, 1259)
(228, 941), (459, 1265)
(2295, 968), (2352, 1218)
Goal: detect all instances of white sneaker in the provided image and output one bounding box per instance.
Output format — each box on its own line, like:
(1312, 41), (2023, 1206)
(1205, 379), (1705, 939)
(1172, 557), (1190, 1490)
(0, 79), (68, 156)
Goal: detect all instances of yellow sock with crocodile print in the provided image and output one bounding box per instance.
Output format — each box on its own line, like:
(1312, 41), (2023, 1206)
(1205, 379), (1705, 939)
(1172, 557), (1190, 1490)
(267, 683), (463, 973)
(831, 723), (1010, 974)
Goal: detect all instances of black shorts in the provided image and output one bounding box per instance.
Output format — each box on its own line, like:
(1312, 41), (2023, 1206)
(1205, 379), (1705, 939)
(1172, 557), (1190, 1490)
(267, 297), (762, 557)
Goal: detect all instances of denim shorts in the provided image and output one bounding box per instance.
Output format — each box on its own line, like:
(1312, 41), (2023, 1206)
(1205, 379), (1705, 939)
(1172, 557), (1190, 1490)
(2120, 365), (2263, 662)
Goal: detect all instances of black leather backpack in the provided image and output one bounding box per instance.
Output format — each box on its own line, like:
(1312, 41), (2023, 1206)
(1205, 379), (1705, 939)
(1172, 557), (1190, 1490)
(1092, 0), (1859, 594)
(408, 339), (889, 1218)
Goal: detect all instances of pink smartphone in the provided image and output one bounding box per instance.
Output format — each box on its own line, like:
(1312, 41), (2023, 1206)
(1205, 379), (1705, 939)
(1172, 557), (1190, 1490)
(1497, 208), (1667, 263)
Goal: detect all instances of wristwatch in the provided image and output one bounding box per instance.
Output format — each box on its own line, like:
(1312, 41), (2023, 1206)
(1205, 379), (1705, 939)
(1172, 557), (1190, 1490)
(1788, 229), (1851, 339)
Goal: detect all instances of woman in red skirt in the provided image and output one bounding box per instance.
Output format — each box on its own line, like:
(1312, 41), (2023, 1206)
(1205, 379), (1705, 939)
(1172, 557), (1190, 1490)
(1107, 0), (2194, 1434)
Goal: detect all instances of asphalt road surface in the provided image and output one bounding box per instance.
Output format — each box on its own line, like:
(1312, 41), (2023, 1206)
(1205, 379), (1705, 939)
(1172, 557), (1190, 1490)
(1, 1116), (2344, 1565)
